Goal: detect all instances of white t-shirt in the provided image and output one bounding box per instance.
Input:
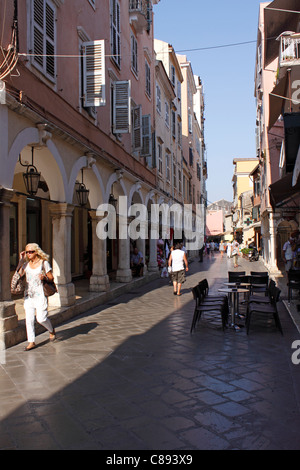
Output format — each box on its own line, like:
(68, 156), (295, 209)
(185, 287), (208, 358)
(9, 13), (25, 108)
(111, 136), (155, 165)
(283, 241), (294, 261)
(171, 249), (185, 272)
(24, 260), (52, 307)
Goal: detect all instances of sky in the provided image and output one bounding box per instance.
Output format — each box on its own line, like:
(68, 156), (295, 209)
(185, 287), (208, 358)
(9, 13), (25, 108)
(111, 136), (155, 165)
(153, 0), (265, 204)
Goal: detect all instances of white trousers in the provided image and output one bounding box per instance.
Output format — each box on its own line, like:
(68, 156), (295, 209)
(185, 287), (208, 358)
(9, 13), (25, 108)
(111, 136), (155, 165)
(24, 298), (53, 343)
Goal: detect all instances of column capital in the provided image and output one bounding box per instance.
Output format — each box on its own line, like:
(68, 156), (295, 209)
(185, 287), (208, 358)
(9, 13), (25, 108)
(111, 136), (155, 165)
(49, 203), (74, 219)
(0, 186), (14, 206)
(88, 209), (106, 221)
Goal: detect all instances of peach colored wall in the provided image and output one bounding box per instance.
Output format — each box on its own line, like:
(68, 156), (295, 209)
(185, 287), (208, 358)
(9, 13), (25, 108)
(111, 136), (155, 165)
(206, 210), (223, 237)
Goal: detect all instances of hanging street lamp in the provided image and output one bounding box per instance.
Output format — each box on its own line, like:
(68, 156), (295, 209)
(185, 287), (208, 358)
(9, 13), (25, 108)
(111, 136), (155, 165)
(19, 147), (41, 196)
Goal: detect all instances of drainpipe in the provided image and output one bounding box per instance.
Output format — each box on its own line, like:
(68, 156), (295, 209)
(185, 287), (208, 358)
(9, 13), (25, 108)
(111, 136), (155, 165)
(13, 0), (19, 53)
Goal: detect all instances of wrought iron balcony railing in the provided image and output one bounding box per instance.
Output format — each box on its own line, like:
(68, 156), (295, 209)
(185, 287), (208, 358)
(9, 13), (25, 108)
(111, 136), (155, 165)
(129, 0), (151, 33)
(279, 35), (300, 66)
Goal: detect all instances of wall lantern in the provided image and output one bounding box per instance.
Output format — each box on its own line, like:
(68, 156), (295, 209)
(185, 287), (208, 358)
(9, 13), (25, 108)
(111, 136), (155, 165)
(108, 193), (117, 208)
(76, 169), (89, 206)
(19, 147), (41, 196)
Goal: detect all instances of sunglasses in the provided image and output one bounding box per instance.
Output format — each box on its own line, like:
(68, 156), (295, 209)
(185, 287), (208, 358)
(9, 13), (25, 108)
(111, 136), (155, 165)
(26, 251), (36, 254)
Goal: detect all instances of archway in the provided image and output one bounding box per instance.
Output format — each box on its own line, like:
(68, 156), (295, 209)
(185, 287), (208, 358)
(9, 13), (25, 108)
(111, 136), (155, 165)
(11, 142), (67, 268)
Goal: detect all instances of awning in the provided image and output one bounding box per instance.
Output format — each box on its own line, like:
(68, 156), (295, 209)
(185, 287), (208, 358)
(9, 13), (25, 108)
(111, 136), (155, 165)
(269, 72), (288, 129)
(292, 144), (300, 185)
(284, 112), (300, 172)
(269, 172), (300, 209)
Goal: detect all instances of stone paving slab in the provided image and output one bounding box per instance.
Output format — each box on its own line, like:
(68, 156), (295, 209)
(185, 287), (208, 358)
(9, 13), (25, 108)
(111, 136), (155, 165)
(1, 253), (300, 450)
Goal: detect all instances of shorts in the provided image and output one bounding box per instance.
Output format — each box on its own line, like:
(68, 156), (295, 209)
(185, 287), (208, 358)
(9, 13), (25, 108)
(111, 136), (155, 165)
(170, 269), (185, 284)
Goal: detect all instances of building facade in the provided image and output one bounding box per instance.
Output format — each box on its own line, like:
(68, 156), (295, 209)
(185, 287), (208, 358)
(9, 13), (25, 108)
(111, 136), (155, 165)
(0, 0), (207, 347)
(231, 158), (259, 245)
(254, 0), (300, 272)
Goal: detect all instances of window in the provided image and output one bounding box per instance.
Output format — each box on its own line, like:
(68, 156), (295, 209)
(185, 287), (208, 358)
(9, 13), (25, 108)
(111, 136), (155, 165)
(132, 105), (142, 151)
(165, 101), (170, 128)
(82, 40), (106, 107)
(189, 147), (193, 166)
(112, 80), (131, 134)
(31, 0), (56, 81)
(131, 34), (138, 75)
(156, 83), (161, 113)
(171, 65), (175, 87)
(177, 121), (182, 147)
(173, 161), (177, 188)
(188, 111), (193, 134)
(166, 153), (170, 182)
(142, 115), (151, 156)
(177, 80), (181, 100)
(145, 61), (151, 97)
(111, 0), (121, 67)
(157, 142), (163, 174)
(172, 110), (176, 139)
(178, 166), (182, 193)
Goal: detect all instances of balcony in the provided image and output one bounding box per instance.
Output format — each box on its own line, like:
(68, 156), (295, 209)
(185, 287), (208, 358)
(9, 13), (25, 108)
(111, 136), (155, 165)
(279, 33), (300, 67)
(129, 0), (150, 33)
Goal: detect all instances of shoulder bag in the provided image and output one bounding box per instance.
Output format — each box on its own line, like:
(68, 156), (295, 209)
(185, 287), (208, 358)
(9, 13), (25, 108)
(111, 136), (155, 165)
(11, 270), (25, 295)
(42, 262), (57, 297)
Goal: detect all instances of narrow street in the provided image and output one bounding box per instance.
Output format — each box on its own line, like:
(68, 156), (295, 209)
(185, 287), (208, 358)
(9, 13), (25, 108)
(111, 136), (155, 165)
(1, 252), (300, 450)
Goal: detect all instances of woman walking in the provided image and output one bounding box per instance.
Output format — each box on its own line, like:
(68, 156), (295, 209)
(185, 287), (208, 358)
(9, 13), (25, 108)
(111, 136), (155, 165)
(168, 241), (189, 296)
(18, 243), (56, 351)
(219, 241), (225, 258)
(231, 239), (240, 268)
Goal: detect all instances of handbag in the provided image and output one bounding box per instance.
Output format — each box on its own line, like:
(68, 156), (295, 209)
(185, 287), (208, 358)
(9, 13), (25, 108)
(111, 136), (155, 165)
(11, 270), (25, 295)
(42, 262), (57, 297)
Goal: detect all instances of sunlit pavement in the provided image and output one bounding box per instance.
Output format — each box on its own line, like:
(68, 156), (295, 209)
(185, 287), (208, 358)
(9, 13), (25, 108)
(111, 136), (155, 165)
(1, 253), (300, 450)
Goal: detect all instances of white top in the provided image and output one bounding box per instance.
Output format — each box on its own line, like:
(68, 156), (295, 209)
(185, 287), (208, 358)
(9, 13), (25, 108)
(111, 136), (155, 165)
(24, 260), (52, 308)
(283, 241), (294, 260)
(171, 249), (185, 272)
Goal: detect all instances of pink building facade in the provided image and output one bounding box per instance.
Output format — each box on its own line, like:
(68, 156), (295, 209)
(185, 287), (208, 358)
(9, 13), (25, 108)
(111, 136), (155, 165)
(255, 0), (300, 272)
(205, 210), (224, 238)
(0, 1), (207, 347)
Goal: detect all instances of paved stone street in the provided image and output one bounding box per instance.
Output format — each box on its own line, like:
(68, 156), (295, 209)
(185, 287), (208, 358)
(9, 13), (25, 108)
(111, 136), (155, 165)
(1, 252), (300, 450)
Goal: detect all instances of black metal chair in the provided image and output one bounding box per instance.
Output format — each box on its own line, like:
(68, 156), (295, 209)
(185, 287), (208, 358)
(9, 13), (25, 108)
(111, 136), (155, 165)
(250, 274), (269, 296)
(248, 279), (276, 304)
(198, 279), (227, 300)
(287, 270), (300, 304)
(246, 286), (283, 335)
(228, 271), (245, 283)
(191, 283), (228, 332)
(250, 271), (269, 277)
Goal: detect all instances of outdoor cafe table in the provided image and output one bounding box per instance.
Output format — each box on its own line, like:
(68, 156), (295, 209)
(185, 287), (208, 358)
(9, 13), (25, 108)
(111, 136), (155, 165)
(218, 287), (249, 331)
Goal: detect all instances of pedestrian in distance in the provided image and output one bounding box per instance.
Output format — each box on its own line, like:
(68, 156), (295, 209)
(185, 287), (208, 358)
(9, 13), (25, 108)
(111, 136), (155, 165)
(168, 240), (188, 296)
(206, 242), (210, 257)
(219, 241), (225, 258)
(282, 237), (296, 272)
(17, 243), (56, 351)
(231, 239), (240, 268)
(130, 247), (144, 277)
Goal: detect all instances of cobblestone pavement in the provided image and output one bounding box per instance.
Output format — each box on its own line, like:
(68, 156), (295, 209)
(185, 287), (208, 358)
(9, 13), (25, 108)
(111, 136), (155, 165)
(1, 253), (300, 450)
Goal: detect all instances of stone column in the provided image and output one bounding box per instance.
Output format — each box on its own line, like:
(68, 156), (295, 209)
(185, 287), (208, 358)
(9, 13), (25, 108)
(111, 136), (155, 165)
(268, 210), (281, 274)
(0, 187), (18, 350)
(49, 203), (76, 307)
(136, 220), (148, 276)
(148, 221), (159, 272)
(116, 215), (132, 283)
(89, 210), (110, 292)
